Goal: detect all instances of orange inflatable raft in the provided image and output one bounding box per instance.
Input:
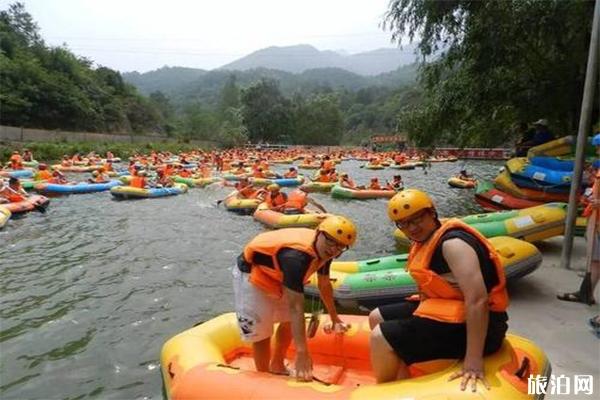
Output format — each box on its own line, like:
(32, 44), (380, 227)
(161, 313), (550, 400)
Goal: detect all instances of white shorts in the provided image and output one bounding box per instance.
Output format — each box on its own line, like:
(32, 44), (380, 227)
(232, 266), (291, 343)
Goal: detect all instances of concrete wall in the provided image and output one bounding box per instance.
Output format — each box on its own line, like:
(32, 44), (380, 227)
(0, 125), (216, 148)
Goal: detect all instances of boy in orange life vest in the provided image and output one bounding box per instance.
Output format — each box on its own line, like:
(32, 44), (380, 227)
(265, 184), (287, 210)
(34, 164), (53, 181)
(0, 177), (28, 203)
(233, 216), (356, 381)
(283, 167), (298, 178)
(368, 177), (382, 190)
(130, 171), (148, 189)
(369, 189), (508, 390)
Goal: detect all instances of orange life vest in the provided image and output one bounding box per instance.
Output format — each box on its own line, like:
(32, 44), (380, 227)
(283, 189), (308, 211)
(583, 170), (600, 221)
(322, 160), (334, 171)
(266, 192), (287, 209)
(130, 176), (146, 188)
(408, 219), (508, 323)
(243, 228), (325, 297)
(35, 170), (53, 181)
(7, 193), (25, 202)
(284, 171), (298, 178)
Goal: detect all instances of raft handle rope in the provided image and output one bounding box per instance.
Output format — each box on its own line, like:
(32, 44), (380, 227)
(514, 356), (531, 379)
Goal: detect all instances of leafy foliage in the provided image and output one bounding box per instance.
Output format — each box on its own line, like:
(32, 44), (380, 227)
(0, 2), (165, 134)
(384, 0), (597, 147)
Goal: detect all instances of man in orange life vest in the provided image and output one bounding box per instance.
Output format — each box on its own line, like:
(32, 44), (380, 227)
(369, 189), (508, 391)
(233, 216), (357, 381)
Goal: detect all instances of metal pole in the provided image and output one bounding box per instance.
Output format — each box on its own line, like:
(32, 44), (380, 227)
(560, 0), (600, 269)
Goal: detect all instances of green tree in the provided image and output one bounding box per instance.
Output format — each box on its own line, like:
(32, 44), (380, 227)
(240, 78), (292, 143)
(218, 74), (240, 116)
(292, 94), (344, 145)
(384, 0), (596, 146)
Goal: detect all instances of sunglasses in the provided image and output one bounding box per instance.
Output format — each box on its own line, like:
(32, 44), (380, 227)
(395, 210), (429, 229)
(322, 232), (349, 252)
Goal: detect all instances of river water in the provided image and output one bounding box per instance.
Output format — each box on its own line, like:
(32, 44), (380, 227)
(0, 160), (503, 399)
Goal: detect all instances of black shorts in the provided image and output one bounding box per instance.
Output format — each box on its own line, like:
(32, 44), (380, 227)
(378, 302), (508, 365)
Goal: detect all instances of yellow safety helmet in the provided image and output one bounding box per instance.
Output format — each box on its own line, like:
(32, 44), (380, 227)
(387, 189), (434, 222)
(317, 216), (357, 247)
(267, 183), (280, 192)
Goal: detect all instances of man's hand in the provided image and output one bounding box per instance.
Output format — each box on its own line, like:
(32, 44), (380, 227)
(293, 350), (313, 382)
(323, 319), (350, 334)
(448, 357), (490, 392)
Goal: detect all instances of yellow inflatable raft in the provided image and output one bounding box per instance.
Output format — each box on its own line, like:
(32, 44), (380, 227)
(0, 205), (11, 229)
(161, 313), (550, 400)
(447, 176), (477, 188)
(224, 191), (263, 213)
(299, 181), (337, 193)
(394, 203), (566, 249)
(527, 135), (572, 158)
(252, 203), (330, 229)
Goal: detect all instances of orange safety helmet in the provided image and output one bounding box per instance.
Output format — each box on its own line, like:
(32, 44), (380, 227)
(317, 216), (357, 247)
(387, 189), (435, 222)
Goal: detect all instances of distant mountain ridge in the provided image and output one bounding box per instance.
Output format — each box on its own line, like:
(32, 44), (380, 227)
(122, 64), (418, 109)
(219, 44), (416, 76)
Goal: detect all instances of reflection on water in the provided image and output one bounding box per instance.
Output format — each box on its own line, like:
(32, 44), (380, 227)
(0, 159), (502, 399)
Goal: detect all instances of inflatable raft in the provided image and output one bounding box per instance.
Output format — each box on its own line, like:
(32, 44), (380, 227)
(34, 180), (122, 195)
(2, 195), (49, 214)
(51, 164), (99, 173)
(363, 163), (385, 170)
(447, 176), (476, 188)
(389, 162), (417, 170)
(331, 184), (396, 200)
(223, 191), (263, 213)
(299, 181), (336, 193)
(393, 203), (567, 249)
(161, 313), (549, 400)
(527, 135), (573, 158)
(173, 176), (220, 188)
(506, 158), (572, 187)
(307, 236), (542, 309)
(0, 169), (34, 179)
(475, 181), (544, 211)
(110, 183), (188, 199)
(250, 176), (304, 187)
(252, 203), (330, 229)
(493, 170), (570, 202)
(297, 164), (320, 170)
(0, 205), (10, 228)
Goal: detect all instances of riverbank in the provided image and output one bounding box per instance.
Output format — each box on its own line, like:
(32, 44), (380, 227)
(508, 236), (599, 399)
(0, 140), (210, 163)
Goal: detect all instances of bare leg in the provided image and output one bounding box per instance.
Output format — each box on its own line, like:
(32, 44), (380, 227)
(368, 308), (384, 329)
(270, 322), (292, 373)
(590, 260), (600, 299)
(370, 325), (409, 383)
(252, 337), (271, 372)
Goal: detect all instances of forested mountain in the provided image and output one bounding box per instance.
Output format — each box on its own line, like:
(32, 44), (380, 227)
(218, 44), (416, 75)
(123, 67), (207, 97)
(122, 64), (418, 108)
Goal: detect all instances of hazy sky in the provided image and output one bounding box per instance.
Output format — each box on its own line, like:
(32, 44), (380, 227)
(1, 0), (403, 73)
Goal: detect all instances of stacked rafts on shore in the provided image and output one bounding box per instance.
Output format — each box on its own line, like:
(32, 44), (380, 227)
(475, 137), (592, 228)
(394, 203), (567, 250)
